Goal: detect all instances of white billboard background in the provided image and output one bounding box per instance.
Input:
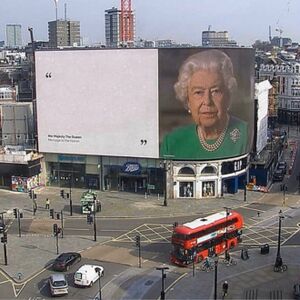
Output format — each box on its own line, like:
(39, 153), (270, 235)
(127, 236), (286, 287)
(36, 49), (159, 158)
(255, 80), (272, 154)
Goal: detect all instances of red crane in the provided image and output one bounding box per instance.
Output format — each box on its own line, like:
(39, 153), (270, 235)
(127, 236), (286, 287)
(120, 0), (134, 44)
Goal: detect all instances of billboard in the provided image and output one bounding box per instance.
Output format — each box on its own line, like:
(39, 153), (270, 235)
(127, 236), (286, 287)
(36, 49), (159, 158)
(255, 80), (272, 154)
(159, 48), (255, 160)
(36, 48), (254, 160)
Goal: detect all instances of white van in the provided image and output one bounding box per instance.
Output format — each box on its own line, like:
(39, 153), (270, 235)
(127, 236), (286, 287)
(74, 264), (104, 287)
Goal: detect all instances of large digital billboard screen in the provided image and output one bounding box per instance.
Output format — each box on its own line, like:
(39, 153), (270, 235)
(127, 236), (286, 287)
(36, 49), (159, 158)
(36, 48), (254, 160)
(159, 48), (255, 160)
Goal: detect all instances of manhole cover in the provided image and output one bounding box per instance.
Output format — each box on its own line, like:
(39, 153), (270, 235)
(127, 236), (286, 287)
(145, 280), (154, 286)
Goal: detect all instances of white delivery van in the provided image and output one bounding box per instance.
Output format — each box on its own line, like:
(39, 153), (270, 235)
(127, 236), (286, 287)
(74, 264), (104, 287)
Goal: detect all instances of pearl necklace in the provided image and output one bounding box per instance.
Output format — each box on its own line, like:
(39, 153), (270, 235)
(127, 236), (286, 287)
(198, 121), (228, 152)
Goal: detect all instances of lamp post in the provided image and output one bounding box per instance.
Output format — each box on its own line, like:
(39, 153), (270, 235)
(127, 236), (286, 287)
(95, 267), (103, 300)
(68, 174), (73, 216)
(280, 184), (287, 206)
(156, 266), (169, 300)
(297, 173), (300, 194)
(213, 255), (219, 300)
(274, 210), (284, 271)
(243, 179), (247, 202)
(223, 207), (231, 259)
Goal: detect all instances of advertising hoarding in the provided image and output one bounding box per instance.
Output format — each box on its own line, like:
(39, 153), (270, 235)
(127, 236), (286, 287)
(255, 80), (272, 154)
(159, 48), (255, 160)
(36, 48), (254, 160)
(36, 49), (159, 158)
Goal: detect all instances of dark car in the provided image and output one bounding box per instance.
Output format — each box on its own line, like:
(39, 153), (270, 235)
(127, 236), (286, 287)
(277, 161), (287, 174)
(273, 169), (285, 182)
(52, 252), (81, 271)
(294, 284), (300, 300)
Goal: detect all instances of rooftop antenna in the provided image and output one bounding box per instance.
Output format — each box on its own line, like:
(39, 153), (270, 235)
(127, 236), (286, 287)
(269, 25), (272, 42)
(53, 0), (58, 21)
(64, 3), (67, 21)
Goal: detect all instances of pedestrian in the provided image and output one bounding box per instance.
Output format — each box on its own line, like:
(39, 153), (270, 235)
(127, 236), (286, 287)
(45, 198), (50, 209)
(222, 281), (229, 298)
(33, 200), (37, 216)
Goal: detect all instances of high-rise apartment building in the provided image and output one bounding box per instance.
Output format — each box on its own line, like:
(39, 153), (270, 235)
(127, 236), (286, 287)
(105, 7), (120, 48)
(48, 20), (80, 48)
(202, 31), (237, 47)
(105, 5), (135, 48)
(6, 24), (22, 48)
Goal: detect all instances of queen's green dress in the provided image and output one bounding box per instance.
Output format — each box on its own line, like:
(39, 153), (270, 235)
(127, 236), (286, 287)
(160, 116), (248, 160)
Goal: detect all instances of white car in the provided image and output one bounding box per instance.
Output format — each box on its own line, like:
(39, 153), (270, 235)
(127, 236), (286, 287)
(74, 264), (104, 287)
(49, 273), (68, 296)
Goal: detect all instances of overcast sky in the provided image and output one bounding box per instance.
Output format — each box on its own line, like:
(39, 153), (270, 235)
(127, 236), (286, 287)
(0, 0), (298, 46)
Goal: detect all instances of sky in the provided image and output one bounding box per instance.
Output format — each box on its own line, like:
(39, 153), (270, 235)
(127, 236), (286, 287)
(0, 0), (299, 47)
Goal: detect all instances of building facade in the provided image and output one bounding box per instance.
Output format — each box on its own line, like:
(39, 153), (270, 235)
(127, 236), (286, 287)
(259, 61), (300, 124)
(6, 24), (22, 48)
(48, 20), (80, 48)
(105, 7), (121, 48)
(105, 7), (135, 48)
(202, 31), (237, 47)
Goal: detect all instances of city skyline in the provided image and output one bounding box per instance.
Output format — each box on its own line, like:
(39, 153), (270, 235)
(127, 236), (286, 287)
(0, 0), (299, 46)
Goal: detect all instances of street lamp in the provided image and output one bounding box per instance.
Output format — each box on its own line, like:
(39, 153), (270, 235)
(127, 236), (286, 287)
(160, 161), (169, 207)
(280, 184), (288, 206)
(297, 173), (300, 194)
(274, 210), (285, 271)
(95, 267), (103, 300)
(213, 255), (219, 300)
(68, 174), (73, 216)
(156, 266), (169, 300)
(223, 207), (231, 259)
(243, 179), (247, 202)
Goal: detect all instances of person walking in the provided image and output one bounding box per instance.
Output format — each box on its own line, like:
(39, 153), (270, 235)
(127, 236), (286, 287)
(45, 198), (50, 209)
(222, 281), (229, 298)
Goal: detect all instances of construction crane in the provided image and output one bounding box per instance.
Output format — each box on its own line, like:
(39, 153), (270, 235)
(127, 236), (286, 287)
(120, 0), (134, 45)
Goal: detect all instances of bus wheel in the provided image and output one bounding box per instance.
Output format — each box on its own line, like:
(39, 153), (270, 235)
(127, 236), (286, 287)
(230, 242), (235, 249)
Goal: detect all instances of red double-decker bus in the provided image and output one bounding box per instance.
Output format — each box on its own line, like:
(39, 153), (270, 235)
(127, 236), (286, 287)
(171, 210), (243, 266)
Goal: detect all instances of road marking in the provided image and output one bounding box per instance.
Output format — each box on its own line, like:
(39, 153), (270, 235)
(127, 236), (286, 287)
(163, 273), (188, 298)
(0, 280), (10, 285)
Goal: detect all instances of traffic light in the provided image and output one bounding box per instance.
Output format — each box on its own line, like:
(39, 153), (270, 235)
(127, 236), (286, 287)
(28, 190), (32, 199)
(56, 213), (60, 220)
(87, 213), (93, 224)
(66, 193), (70, 199)
(1, 232), (7, 243)
(53, 223), (58, 235)
(34, 193), (37, 199)
(50, 209), (54, 219)
(19, 211), (23, 218)
(13, 208), (18, 218)
(135, 235), (140, 247)
(60, 190), (65, 198)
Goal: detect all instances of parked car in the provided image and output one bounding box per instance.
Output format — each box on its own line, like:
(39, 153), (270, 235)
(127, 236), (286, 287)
(0, 219), (5, 233)
(273, 169), (285, 182)
(74, 264), (104, 287)
(52, 252), (81, 271)
(277, 161), (287, 173)
(293, 284), (300, 300)
(49, 273), (68, 296)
